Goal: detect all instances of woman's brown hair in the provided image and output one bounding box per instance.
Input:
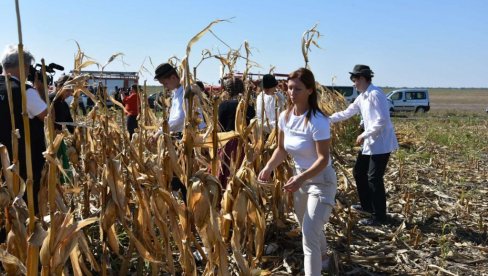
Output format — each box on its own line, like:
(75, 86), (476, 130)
(285, 67), (325, 125)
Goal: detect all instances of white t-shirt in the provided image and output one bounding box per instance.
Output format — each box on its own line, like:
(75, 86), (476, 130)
(278, 110), (331, 169)
(256, 91), (285, 131)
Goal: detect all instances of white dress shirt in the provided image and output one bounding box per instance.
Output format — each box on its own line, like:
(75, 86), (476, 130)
(330, 84), (398, 155)
(168, 85), (206, 133)
(168, 86), (185, 133)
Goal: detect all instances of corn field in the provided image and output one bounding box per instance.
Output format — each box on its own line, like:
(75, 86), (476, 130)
(1, 17), (488, 275)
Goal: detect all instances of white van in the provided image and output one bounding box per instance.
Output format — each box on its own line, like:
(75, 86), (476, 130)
(387, 89), (430, 113)
(326, 86), (359, 104)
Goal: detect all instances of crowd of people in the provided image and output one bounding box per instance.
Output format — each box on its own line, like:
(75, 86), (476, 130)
(0, 44), (398, 275)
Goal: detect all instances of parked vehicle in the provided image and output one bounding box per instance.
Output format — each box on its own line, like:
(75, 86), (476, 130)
(326, 85), (359, 103)
(148, 91), (164, 111)
(387, 89), (430, 113)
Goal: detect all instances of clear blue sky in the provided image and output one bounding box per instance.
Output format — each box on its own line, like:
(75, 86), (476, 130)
(1, 0), (487, 88)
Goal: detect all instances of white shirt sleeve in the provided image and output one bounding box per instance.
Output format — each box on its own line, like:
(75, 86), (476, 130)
(329, 99), (360, 123)
(26, 88), (47, 119)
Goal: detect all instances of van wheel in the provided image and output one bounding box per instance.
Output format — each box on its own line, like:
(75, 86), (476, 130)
(416, 107), (426, 113)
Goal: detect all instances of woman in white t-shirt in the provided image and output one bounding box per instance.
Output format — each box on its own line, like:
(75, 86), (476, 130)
(258, 68), (337, 276)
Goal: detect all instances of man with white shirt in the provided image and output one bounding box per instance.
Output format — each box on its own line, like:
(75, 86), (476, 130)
(152, 63), (206, 139)
(154, 63), (185, 136)
(330, 64), (398, 225)
(1, 45), (47, 214)
(153, 62), (211, 202)
(256, 74), (285, 134)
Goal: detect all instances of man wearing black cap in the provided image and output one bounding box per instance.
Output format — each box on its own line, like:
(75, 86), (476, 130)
(152, 63), (206, 134)
(153, 63), (185, 134)
(256, 74), (285, 134)
(151, 63), (189, 201)
(330, 64), (398, 225)
(152, 62), (208, 202)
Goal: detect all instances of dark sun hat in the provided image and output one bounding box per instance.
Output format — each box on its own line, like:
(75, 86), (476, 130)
(349, 64), (374, 78)
(154, 63), (177, 80)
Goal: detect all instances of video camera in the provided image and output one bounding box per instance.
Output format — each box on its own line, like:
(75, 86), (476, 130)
(28, 62), (64, 85)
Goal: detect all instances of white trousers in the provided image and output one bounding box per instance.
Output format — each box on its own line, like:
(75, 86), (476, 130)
(294, 165), (337, 276)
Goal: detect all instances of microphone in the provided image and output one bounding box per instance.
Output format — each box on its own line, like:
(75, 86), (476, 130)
(48, 63), (64, 71)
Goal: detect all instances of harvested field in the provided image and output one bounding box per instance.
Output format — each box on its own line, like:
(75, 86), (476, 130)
(429, 89), (488, 112)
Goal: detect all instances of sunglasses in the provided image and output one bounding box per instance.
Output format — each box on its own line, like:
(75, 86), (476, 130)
(350, 74), (362, 82)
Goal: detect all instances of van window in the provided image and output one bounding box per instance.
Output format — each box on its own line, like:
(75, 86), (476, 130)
(390, 92), (402, 100)
(406, 91), (426, 100)
(416, 92), (426, 99)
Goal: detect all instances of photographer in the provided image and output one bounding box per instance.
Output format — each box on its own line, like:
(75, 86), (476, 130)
(48, 74), (75, 183)
(49, 74), (74, 133)
(0, 45), (47, 214)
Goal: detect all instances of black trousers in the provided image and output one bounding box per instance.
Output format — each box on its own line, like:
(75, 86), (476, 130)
(127, 115), (138, 139)
(171, 176), (187, 204)
(21, 150), (44, 215)
(79, 101), (87, 115)
(353, 151), (391, 221)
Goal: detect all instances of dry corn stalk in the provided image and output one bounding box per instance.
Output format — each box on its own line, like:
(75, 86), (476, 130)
(301, 23), (321, 69)
(188, 171), (229, 275)
(39, 212), (97, 274)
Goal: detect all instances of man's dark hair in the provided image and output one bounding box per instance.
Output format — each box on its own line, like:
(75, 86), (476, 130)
(224, 77), (244, 98)
(196, 81), (205, 91)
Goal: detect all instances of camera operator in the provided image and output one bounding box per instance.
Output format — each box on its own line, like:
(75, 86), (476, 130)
(0, 45), (47, 215)
(49, 75), (74, 134)
(48, 75), (75, 183)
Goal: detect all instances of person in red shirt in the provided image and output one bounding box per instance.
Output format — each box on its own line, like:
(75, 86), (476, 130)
(122, 84), (140, 139)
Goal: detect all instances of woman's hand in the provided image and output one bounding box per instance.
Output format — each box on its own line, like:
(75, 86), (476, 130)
(284, 174), (304, 193)
(258, 167), (273, 182)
